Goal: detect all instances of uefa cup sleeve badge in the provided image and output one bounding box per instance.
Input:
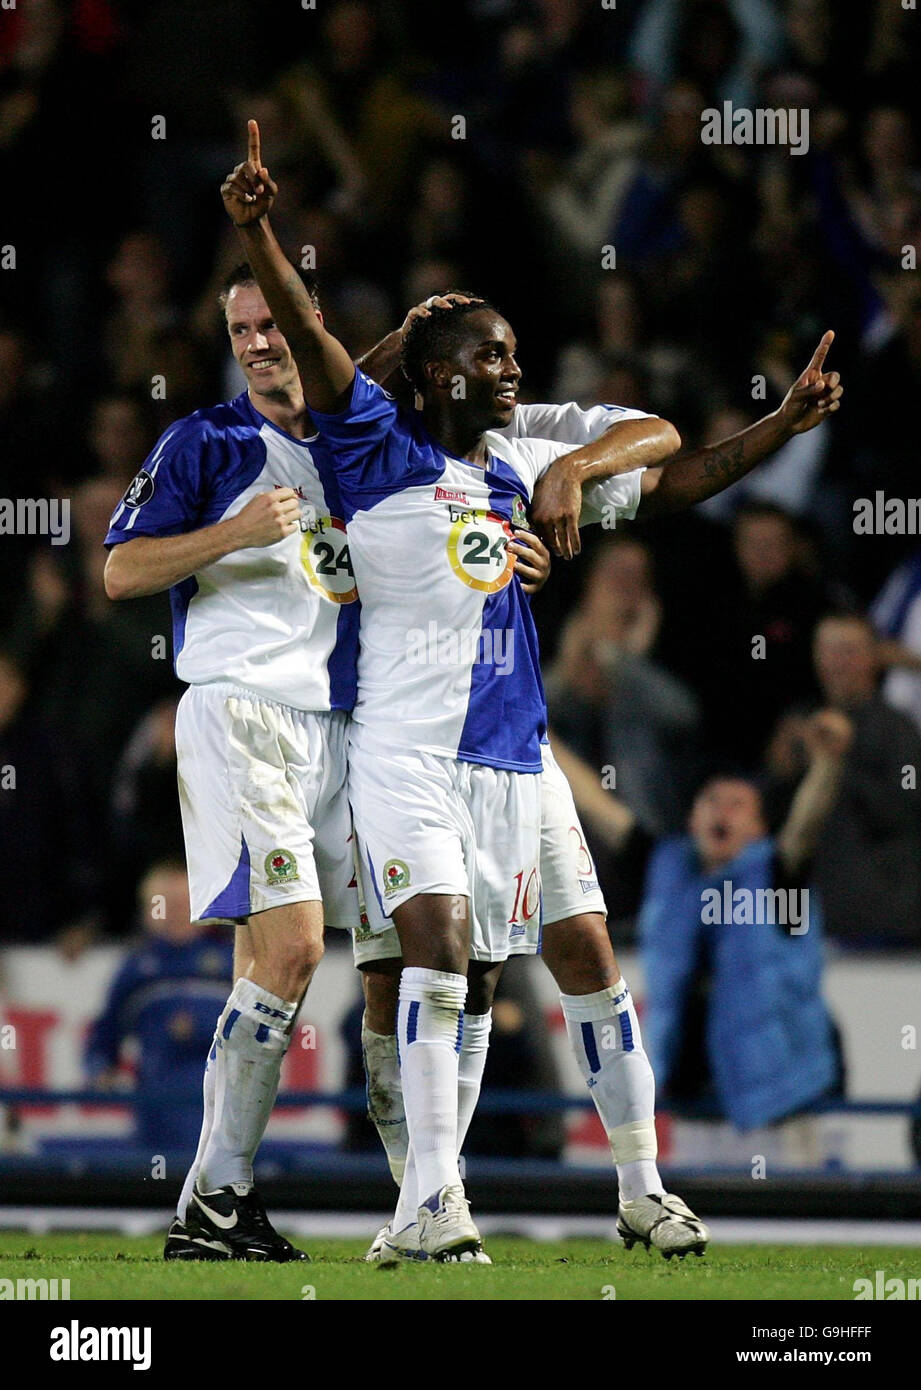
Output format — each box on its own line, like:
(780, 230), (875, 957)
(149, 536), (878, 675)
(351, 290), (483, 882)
(124, 470), (155, 508)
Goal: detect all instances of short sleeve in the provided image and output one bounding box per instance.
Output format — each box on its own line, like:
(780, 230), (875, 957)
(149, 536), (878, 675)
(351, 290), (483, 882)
(308, 368), (399, 470)
(579, 469), (645, 529)
(105, 421), (207, 546)
(487, 433), (573, 499)
(508, 401), (656, 447)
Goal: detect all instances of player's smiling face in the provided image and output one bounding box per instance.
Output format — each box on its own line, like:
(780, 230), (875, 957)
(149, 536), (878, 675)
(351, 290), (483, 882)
(442, 310), (522, 430)
(226, 283), (300, 399)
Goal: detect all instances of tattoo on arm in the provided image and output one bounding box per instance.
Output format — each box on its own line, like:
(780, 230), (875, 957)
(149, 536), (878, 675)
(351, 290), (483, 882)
(702, 437), (746, 484)
(283, 267), (316, 317)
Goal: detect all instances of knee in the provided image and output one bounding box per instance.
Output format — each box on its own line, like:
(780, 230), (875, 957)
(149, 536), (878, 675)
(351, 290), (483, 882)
(263, 932), (324, 998)
(296, 930), (325, 983)
(425, 945), (469, 977)
(362, 967), (401, 1035)
(543, 914), (620, 994)
(394, 897), (470, 977)
(466, 963), (503, 1015)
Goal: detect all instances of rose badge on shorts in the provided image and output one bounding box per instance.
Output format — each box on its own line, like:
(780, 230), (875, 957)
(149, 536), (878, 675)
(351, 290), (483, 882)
(265, 849), (299, 884)
(383, 858), (411, 896)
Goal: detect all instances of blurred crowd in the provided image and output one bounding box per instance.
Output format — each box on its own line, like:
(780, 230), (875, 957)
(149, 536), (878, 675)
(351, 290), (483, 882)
(3, 0), (921, 957)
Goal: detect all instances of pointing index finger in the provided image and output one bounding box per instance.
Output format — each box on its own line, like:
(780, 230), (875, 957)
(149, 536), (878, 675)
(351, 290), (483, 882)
(248, 119), (261, 170)
(807, 330), (835, 373)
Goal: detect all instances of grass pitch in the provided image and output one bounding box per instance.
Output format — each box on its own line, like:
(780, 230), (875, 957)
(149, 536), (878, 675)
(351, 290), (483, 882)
(1, 1232), (916, 1300)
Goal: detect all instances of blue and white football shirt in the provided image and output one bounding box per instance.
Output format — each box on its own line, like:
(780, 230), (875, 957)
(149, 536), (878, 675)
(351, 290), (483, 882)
(105, 393), (359, 712)
(309, 371), (642, 773)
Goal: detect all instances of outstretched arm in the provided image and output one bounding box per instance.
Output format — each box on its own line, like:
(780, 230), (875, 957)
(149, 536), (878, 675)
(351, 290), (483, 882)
(531, 416), (682, 558)
(222, 120), (355, 414)
(637, 331), (843, 518)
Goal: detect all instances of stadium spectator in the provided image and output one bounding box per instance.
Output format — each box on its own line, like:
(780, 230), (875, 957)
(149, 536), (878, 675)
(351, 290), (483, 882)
(533, 72), (646, 320)
(639, 710), (850, 1131)
(700, 503), (830, 766)
(101, 231), (180, 395)
(81, 392), (158, 490)
(546, 535), (701, 836)
(7, 482), (179, 931)
(276, 0), (444, 230)
(0, 648), (93, 943)
(0, 325), (53, 497)
(84, 861), (233, 1150)
(629, 0), (783, 113)
(871, 548), (921, 735)
(551, 705), (850, 1124)
(550, 276), (651, 407)
(109, 697), (185, 931)
(770, 613), (921, 947)
(846, 285), (921, 599)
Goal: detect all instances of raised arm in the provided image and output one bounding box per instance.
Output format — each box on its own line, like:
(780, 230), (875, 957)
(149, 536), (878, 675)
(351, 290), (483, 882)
(549, 733), (637, 851)
(221, 120), (355, 414)
(637, 332), (843, 519)
(775, 709), (853, 878)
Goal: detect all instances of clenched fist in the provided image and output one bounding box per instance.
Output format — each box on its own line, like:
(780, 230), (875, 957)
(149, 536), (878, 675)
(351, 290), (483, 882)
(802, 708), (854, 763)
(226, 489), (301, 549)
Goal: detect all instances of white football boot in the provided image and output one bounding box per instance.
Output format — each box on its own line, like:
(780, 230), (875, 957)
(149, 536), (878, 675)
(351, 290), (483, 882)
(366, 1222), (427, 1266)
(417, 1184), (488, 1262)
(617, 1192), (709, 1260)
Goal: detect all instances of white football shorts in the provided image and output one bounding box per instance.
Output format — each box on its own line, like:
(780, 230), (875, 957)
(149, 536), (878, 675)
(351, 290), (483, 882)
(175, 681), (360, 928)
(351, 740), (606, 965)
(348, 726), (542, 963)
(537, 741), (607, 924)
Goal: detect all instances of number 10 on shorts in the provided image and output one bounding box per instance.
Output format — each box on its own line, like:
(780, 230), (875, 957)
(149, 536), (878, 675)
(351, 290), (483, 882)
(510, 867), (540, 924)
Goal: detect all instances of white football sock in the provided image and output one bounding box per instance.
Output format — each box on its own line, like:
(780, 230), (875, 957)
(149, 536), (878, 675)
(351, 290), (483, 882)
(396, 967), (466, 1205)
(560, 979), (664, 1203)
(176, 1033), (218, 1220)
(457, 1009), (492, 1150)
(392, 1138), (420, 1234)
(391, 1008), (492, 1234)
(197, 977), (297, 1193)
(361, 1016), (408, 1184)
